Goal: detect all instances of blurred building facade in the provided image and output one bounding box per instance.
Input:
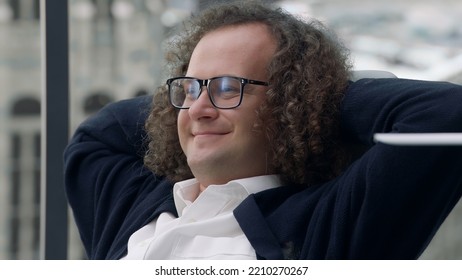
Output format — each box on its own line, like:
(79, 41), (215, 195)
(0, 0), (461, 259)
(0, 0), (42, 260)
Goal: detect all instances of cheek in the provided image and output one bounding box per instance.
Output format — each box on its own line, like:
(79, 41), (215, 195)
(177, 111), (189, 146)
(177, 110), (187, 127)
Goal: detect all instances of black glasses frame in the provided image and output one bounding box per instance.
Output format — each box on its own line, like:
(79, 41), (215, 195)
(166, 76), (269, 109)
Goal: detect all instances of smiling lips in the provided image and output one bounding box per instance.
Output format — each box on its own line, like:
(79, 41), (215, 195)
(192, 131), (230, 138)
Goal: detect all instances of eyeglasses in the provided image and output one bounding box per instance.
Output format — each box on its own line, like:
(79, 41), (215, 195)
(166, 76), (269, 109)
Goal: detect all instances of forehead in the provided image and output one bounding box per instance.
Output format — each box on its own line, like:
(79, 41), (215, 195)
(186, 23), (277, 79)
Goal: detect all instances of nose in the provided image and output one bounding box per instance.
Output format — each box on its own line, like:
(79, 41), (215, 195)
(187, 87), (218, 120)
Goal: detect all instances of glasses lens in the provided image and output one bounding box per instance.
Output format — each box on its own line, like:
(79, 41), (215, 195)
(169, 78), (199, 108)
(209, 77), (242, 108)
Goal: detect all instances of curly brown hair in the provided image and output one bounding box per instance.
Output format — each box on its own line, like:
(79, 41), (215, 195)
(144, 0), (352, 186)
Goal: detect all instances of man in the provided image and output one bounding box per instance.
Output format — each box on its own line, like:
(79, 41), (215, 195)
(64, 1), (462, 259)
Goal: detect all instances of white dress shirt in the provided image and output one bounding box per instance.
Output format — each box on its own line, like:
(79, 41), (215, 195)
(121, 175), (282, 260)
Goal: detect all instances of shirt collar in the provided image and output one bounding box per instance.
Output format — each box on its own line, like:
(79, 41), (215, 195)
(173, 175), (282, 217)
